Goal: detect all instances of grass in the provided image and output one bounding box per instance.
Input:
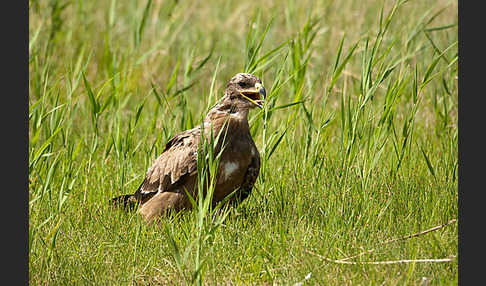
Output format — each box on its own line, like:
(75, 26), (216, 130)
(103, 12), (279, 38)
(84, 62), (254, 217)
(29, 0), (458, 284)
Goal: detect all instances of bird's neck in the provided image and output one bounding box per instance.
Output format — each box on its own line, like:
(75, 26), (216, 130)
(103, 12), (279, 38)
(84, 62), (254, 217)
(229, 109), (249, 120)
(204, 107), (250, 132)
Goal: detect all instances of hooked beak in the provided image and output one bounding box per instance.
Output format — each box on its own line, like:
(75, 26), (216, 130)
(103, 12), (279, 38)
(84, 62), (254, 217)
(239, 82), (266, 109)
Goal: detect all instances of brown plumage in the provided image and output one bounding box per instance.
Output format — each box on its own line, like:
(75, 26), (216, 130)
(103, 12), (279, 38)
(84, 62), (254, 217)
(110, 73), (266, 223)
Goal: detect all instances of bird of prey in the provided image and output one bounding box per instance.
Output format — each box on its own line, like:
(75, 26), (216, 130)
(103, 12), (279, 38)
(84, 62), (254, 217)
(110, 73), (266, 223)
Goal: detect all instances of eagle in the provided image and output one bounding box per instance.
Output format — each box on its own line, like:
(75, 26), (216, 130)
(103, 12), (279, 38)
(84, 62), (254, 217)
(110, 73), (266, 223)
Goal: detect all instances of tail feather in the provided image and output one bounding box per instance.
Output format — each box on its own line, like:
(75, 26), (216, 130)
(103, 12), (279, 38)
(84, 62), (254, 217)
(109, 192), (157, 211)
(109, 194), (140, 210)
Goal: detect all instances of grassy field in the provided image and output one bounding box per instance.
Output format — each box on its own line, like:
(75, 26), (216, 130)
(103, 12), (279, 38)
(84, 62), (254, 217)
(29, 0), (458, 284)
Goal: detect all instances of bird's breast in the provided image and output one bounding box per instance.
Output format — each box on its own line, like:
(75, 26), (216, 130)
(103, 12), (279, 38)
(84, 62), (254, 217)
(211, 134), (257, 202)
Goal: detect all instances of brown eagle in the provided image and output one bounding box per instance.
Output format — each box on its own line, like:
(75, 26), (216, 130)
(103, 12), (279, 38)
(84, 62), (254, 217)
(110, 73), (266, 223)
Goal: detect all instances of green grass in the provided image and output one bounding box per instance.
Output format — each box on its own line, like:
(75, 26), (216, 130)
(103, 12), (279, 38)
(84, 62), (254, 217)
(29, 0), (458, 284)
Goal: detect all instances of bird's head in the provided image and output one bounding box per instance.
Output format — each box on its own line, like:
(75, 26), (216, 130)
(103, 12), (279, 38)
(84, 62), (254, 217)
(217, 73), (266, 112)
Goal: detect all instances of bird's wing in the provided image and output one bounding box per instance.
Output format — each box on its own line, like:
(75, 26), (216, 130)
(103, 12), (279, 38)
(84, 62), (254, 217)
(136, 126), (201, 196)
(238, 147), (261, 201)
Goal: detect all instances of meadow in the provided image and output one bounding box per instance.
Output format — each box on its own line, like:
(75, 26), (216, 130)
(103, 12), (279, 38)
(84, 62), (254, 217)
(29, 0), (458, 284)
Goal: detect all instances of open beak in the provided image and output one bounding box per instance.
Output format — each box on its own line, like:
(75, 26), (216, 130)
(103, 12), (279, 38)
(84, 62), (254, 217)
(239, 82), (266, 109)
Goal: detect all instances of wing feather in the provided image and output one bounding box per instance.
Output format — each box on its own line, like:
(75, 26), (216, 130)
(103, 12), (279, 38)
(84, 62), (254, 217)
(238, 146), (260, 201)
(137, 126), (200, 195)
